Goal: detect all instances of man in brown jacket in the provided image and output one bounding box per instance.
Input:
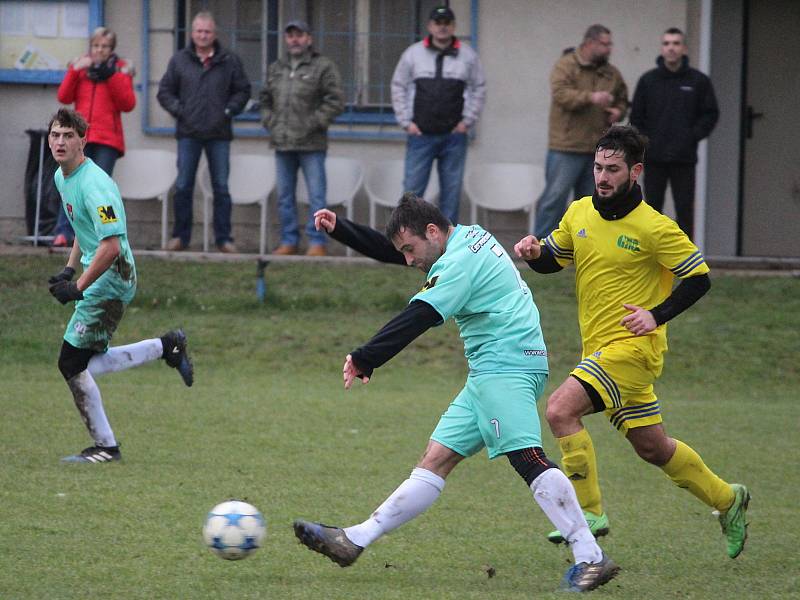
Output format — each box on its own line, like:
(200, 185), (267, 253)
(533, 25), (628, 239)
(259, 20), (344, 256)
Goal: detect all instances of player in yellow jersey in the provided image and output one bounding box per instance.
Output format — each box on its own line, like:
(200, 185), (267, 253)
(514, 126), (749, 559)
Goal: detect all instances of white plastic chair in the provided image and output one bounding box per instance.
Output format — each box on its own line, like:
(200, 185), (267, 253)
(113, 149), (177, 249)
(297, 156), (364, 255)
(198, 154), (275, 254)
(364, 159), (439, 229)
(465, 162), (545, 233)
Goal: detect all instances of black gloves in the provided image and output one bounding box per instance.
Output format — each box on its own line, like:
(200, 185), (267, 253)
(48, 266), (75, 285)
(48, 266), (81, 303)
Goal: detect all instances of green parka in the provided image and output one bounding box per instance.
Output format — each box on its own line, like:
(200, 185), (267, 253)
(259, 49), (344, 151)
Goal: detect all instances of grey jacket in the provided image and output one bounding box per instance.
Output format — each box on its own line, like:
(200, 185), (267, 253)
(259, 50), (344, 151)
(157, 41), (251, 141)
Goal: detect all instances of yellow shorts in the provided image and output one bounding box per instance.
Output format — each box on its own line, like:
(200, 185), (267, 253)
(570, 336), (664, 432)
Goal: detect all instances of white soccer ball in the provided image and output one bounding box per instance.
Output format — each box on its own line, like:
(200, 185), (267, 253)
(202, 500), (266, 560)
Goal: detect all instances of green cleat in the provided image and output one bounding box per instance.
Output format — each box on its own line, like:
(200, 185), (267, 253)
(548, 511), (609, 545)
(718, 483), (750, 558)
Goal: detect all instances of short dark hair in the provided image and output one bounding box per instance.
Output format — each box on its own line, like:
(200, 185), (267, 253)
(386, 192), (451, 240)
(48, 108), (88, 138)
(584, 24), (611, 42)
(595, 125), (648, 167)
(664, 27), (684, 37)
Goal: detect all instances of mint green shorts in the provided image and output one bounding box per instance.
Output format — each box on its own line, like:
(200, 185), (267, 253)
(430, 372), (547, 460)
(64, 271), (135, 352)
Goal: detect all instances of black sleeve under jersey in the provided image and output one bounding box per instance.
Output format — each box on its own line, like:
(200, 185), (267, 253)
(349, 300), (442, 378)
(649, 273), (711, 326)
(329, 217), (406, 265)
(525, 244), (563, 274)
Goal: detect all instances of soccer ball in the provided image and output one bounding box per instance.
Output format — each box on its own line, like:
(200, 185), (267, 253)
(202, 500), (266, 560)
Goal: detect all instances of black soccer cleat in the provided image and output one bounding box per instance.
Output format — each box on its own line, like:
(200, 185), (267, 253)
(61, 445), (121, 464)
(161, 329), (194, 387)
(293, 520), (364, 567)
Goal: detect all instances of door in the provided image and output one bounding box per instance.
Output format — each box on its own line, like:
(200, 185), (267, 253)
(740, 0), (800, 257)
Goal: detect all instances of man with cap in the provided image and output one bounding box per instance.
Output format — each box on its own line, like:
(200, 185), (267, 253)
(259, 19), (344, 256)
(391, 5), (486, 225)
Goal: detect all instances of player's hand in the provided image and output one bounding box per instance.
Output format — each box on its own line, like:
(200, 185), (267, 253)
(621, 303), (657, 335)
(48, 266), (75, 285)
(72, 55), (93, 70)
(406, 122), (422, 136)
(49, 280), (84, 305)
(513, 235), (542, 261)
(314, 208), (337, 233)
(343, 354), (369, 390)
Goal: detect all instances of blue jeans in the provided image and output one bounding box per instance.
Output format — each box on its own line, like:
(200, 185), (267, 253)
(533, 150), (595, 239)
(404, 132), (468, 224)
(173, 138), (232, 246)
(54, 143), (120, 238)
(275, 150), (327, 247)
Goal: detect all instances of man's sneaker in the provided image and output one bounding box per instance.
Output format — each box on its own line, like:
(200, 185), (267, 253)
(718, 483), (750, 558)
(558, 552), (620, 593)
(548, 511), (610, 545)
(293, 520), (364, 567)
(61, 445), (121, 464)
(161, 329), (193, 387)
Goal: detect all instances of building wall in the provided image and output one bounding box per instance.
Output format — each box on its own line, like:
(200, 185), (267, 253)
(0, 0), (694, 251)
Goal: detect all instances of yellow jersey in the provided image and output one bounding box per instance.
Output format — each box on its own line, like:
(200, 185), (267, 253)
(543, 197), (709, 358)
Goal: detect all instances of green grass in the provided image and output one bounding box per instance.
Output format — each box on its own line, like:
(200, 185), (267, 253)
(1, 255), (798, 598)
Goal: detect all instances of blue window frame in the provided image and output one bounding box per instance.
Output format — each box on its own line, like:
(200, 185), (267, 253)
(0, 0), (104, 84)
(141, 0), (479, 140)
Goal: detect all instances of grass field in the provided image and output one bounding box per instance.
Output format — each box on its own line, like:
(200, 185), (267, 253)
(1, 254), (798, 599)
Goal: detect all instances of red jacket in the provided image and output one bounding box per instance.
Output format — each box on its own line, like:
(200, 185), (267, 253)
(57, 59), (136, 155)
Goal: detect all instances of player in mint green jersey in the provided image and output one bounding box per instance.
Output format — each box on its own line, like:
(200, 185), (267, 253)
(292, 194), (619, 593)
(47, 108), (193, 464)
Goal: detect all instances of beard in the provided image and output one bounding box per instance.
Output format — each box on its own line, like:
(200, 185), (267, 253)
(596, 180), (631, 204)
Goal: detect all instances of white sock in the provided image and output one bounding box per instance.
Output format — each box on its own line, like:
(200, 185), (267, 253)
(344, 467), (445, 548)
(67, 370), (117, 447)
(88, 339), (163, 376)
(531, 468), (603, 565)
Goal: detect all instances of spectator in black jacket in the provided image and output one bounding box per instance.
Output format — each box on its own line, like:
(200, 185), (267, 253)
(157, 11), (251, 252)
(630, 28), (718, 238)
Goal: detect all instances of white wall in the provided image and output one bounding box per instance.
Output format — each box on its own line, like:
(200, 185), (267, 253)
(0, 0), (693, 250)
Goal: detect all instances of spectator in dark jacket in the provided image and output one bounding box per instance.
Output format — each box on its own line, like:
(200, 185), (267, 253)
(157, 11), (251, 252)
(52, 27), (136, 247)
(630, 28), (719, 239)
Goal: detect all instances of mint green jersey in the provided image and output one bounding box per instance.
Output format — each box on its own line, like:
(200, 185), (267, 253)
(411, 224), (548, 374)
(54, 158), (136, 300)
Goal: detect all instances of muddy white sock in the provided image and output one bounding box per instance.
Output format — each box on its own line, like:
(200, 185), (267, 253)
(88, 339), (163, 376)
(531, 468), (602, 564)
(344, 467), (445, 548)
(67, 370), (117, 447)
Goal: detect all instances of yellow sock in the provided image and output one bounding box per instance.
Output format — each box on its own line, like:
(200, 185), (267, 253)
(557, 428), (603, 516)
(661, 439), (735, 511)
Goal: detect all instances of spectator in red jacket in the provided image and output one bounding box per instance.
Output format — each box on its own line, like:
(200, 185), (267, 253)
(52, 27), (136, 247)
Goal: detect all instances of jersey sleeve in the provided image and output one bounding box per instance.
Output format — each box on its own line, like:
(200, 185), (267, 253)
(541, 208), (575, 267)
(84, 179), (126, 240)
(653, 218), (710, 279)
(409, 259), (471, 322)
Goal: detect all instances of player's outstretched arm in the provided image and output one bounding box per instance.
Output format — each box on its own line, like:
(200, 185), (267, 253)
(314, 210), (406, 265)
(515, 235), (563, 274)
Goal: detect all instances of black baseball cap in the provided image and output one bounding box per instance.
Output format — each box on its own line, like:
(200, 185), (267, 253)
(429, 6), (455, 22)
(285, 20), (311, 33)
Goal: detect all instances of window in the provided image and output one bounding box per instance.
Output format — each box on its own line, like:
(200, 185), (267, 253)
(0, 0), (104, 84)
(142, 0), (478, 139)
